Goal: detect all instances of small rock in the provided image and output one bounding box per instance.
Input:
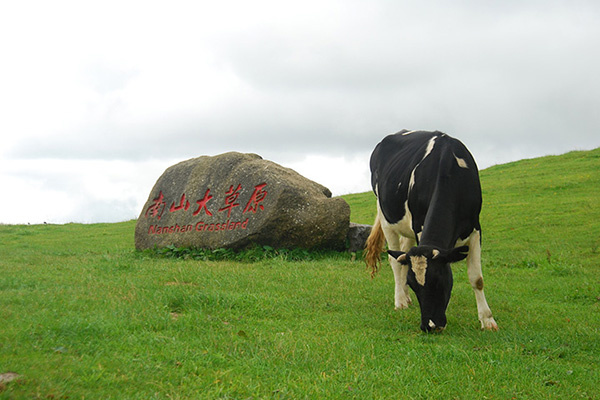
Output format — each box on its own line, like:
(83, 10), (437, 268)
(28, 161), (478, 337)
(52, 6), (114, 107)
(0, 372), (21, 384)
(346, 223), (372, 252)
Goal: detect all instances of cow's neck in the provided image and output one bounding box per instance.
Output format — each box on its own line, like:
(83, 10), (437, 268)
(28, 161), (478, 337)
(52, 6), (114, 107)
(415, 177), (462, 250)
(418, 210), (460, 249)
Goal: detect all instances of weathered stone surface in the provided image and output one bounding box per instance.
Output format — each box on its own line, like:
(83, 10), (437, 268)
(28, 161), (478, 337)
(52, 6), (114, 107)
(135, 152), (350, 251)
(346, 223), (372, 253)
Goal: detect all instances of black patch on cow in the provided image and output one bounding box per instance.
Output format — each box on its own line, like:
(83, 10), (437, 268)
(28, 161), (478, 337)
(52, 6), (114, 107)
(370, 130), (482, 249)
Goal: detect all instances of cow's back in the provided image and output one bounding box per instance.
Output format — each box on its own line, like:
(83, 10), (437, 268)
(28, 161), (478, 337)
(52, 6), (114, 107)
(370, 130), (440, 224)
(370, 130), (481, 245)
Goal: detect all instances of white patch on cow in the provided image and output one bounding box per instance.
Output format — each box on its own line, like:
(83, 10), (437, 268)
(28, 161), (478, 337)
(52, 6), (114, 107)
(402, 130), (417, 135)
(410, 255), (428, 286)
(408, 136), (437, 194)
(454, 154), (469, 169)
(428, 320), (436, 329)
(408, 169), (416, 193)
(424, 136), (436, 158)
(454, 236), (469, 247)
(378, 200), (415, 240)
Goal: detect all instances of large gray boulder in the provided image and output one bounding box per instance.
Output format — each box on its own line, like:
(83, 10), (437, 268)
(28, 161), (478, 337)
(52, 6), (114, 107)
(135, 152), (350, 251)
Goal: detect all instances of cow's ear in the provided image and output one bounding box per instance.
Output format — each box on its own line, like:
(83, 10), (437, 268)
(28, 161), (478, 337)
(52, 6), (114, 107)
(447, 246), (469, 263)
(387, 250), (408, 264)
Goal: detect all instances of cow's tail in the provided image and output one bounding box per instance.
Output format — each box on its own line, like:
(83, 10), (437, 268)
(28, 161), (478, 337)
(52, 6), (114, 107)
(364, 213), (386, 278)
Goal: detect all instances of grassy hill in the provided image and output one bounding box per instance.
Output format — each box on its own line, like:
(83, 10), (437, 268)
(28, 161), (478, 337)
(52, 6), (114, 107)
(345, 147), (600, 267)
(0, 148), (599, 399)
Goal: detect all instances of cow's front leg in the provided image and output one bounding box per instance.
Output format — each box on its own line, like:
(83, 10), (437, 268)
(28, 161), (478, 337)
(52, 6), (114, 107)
(386, 234), (414, 309)
(467, 231), (498, 330)
(389, 255), (412, 309)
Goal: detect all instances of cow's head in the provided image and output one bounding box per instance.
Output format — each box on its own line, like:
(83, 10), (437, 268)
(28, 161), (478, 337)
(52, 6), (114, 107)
(388, 246), (469, 332)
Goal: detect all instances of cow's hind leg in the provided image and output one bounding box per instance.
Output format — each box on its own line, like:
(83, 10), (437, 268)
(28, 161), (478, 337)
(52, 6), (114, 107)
(467, 230), (498, 330)
(384, 228), (414, 309)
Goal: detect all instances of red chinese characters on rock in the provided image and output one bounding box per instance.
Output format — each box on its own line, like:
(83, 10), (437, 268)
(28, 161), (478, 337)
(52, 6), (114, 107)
(193, 189), (213, 217)
(144, 183), (268, 220)
(243, 183), (268, 213)
(145, 191), (166, 220)
(169, 194), (190, 213)
(218, 184), (242, 218)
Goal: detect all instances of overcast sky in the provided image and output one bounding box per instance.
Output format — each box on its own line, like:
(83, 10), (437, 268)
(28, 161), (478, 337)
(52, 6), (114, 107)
(1, 0), (599, 224)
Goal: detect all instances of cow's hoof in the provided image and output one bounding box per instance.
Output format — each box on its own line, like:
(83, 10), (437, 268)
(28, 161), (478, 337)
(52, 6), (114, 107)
(394, 295), (412, 310)
(480, 317), (498, 331)
(394, 302), (411, 310)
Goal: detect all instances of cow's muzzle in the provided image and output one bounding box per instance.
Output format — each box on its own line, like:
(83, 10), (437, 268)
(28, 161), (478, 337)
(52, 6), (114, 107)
(422, 319), (446, 333)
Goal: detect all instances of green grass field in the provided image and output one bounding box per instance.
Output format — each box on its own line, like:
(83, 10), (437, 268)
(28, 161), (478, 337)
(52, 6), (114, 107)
(1, 148), (599, 399)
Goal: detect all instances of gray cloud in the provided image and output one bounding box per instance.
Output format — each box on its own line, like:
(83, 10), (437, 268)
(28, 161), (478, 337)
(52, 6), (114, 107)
(2, 0), (600, 223)
(9, 0), (600, 163)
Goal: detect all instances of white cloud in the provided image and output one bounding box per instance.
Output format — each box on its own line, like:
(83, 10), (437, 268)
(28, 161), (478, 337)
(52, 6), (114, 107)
(284, 153), (372, 196)
(0, 158), (176, 224)
(1, 0), (599, 223)
(0, 154), (371, 224)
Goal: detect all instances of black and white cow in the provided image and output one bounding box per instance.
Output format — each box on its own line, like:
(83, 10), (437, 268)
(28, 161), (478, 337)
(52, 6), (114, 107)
(365, 130), (498, 332)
